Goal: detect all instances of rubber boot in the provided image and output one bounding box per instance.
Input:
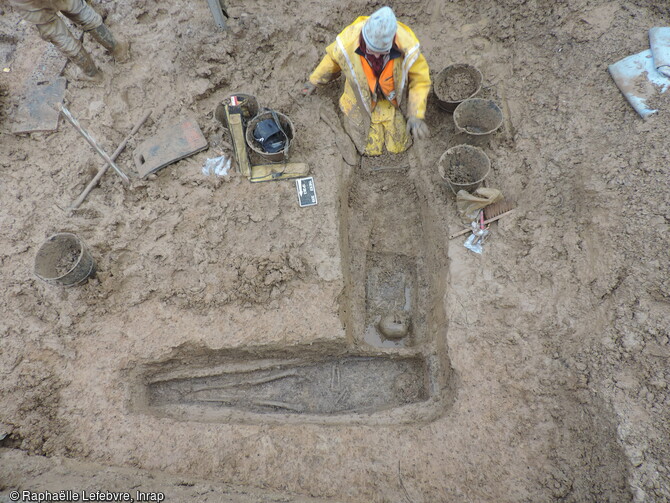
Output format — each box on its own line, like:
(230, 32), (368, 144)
(70, 47), (100, 78)
(89, 23), (129, 63)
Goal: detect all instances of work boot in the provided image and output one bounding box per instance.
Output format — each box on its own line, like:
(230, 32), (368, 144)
(89, 23), (130, 63)
(69, 47), (100, 78)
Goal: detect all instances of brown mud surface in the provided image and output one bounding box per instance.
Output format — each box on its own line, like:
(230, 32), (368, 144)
(1, 1), (669, 502)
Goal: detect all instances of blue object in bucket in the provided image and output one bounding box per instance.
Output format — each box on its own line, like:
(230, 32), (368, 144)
(608, 49), (670, 118)
(650, 27), (670, 78)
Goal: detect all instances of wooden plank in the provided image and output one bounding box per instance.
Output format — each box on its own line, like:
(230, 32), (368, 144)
(225, 107), (251, 178)
(250, 162), (309, 182)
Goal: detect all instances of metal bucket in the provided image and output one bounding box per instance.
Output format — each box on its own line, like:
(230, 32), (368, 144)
(245, 110), (295, 163)
(433, 64), (483, 112)
(214, 93), (259, 128)
(34, 233), (95, 287)
(438, 145), (491, 195)
(453, 98), (503, 145)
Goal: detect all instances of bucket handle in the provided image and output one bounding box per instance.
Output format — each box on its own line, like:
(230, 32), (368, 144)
(270, 109), (290, 161)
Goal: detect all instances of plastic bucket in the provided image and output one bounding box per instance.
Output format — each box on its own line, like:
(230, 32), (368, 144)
(433, 64), (483, 112)
(437, 145), (491, 195)
(34, 233), (95, 287)
(453, 98), (504, 143)
(245, 110), (294, 163)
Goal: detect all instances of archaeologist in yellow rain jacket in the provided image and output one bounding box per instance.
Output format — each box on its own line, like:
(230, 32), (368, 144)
(302, 6), (430, 156)
(8, 0), (129, 78)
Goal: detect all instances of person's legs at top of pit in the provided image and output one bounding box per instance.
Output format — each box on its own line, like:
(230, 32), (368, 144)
(363, 100), (411, 156)
(21, 1), (100, 77)
(54, 0), (129, 63)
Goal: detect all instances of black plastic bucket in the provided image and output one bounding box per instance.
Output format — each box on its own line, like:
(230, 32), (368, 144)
(453, 98), (503, 143)
(434, 64), (483, 113)
(437, 145), (491, 195)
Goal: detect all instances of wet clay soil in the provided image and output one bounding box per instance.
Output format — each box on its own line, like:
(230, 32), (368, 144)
(1, 1), (669, 502)
(53, 248), (79, 276)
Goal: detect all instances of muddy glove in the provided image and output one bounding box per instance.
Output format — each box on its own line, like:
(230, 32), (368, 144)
(406, 117), (430, 140)
(301, 82), (316, 96)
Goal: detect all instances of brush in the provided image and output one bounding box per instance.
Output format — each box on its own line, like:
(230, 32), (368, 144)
(449, 198), (517, 240)
(483, 198), (516, 220)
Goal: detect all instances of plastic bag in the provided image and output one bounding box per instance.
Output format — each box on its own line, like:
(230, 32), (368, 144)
(464, 219), (490, 255)
(456, 188), (503, 222)
(464, 233), (484, 254)
(202, 155), (232, 177)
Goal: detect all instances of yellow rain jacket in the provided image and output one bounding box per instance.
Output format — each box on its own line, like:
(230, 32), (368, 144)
(309, 16), (430, 155)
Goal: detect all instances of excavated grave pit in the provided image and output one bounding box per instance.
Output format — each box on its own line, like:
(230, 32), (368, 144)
(138, 354), (431, 419)
(129, 145), (454, 426)
(364, 252), (417, 348)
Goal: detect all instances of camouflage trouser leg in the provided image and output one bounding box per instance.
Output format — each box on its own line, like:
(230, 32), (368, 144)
(9, 0), (102, 58)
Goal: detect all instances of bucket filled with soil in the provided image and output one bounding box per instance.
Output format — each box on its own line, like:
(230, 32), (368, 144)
(434, 64), (483, 112)
(245, 110), (294, 163)
(214, 93), (259, 128)
(438, 145), (491, 195)
(34, 233), (95, 287)
(453, 98), (504, 142)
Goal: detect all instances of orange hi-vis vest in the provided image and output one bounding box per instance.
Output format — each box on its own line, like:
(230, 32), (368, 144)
(359, 56), (398, 109)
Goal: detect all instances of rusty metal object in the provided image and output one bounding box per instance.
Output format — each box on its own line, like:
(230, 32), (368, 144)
(133, 119), (208, 178)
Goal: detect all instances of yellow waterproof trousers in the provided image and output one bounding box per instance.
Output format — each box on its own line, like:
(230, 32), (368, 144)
(364, 99), (411, 156)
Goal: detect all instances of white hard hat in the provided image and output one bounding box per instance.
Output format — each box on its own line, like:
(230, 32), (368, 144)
(362, 6), (397, 53)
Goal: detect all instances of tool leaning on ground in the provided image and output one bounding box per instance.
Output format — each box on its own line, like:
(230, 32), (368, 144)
(448, 199), (516, 240)
(58, 103), (130, 184)
(223, 96), (309, 183)
(69, 110), (152, 211)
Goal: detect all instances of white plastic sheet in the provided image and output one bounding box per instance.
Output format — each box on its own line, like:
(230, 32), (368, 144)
(608, 49), (670, 118)
(650, 27), (670, 78)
